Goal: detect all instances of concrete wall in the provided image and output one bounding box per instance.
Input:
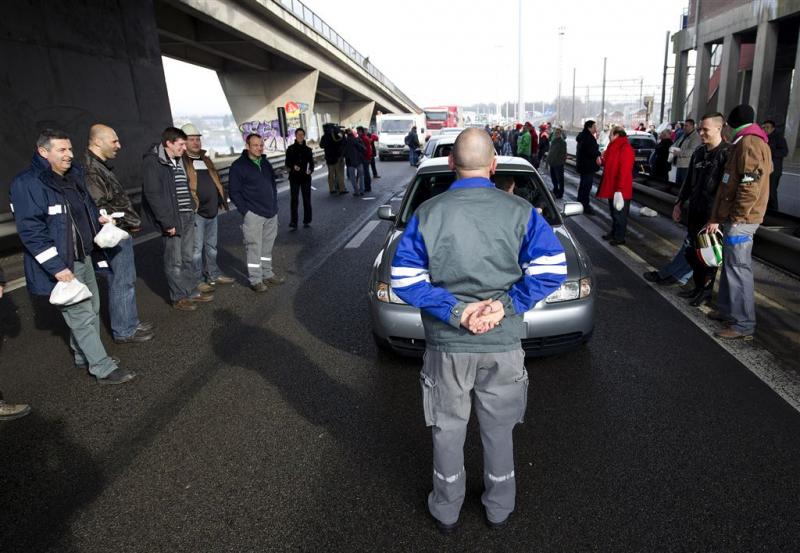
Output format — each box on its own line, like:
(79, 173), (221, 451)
(0, 0), (172, 214)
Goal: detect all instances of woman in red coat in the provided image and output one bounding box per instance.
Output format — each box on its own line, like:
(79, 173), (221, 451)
(597, 127), (635, 245)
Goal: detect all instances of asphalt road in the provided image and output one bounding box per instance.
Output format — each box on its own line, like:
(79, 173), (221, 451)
(1, 159), (799, 552)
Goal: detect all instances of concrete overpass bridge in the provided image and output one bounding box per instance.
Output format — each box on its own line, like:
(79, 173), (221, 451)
(0, 0), (419, 218)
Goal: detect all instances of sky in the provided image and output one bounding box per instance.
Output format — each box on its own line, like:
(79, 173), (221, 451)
(164, 0), (689, 115)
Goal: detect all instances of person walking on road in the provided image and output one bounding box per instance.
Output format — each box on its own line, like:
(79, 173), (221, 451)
(0, 264), (33, 420)
(320, 124), (347, 194)
(672, 118), (701, 188)
(596, 128), (635, 245)
(142, 127), (213, 311)
(357, 127), (373, 192)
(762, 120), (788, 213)
(391, 128), (567, 534)
(575, 120), (601, 215)
(285, 128), (315, 229)
(547, 128), (567, 199)
(673, 112), (732, 307)
(228, 134), (286, 293)
(344, 129), (366, 196)
(181, 123), (235, 294)
(706, 104), (772, 340)
(84, 124), (154, 344)
(406, 126), (421, 166)
(11, 129), (134, 384)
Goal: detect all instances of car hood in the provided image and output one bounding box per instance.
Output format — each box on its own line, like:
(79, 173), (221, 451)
(374, 223), (588, 288)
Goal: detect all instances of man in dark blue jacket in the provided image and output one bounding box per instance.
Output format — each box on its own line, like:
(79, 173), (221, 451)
(10, 129), (134, 385)
(228, 133), (285, 293)
(575, 120), (601, 215)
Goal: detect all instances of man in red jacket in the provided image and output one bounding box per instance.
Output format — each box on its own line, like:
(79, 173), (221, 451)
(597, 127), (634, 245)
(357, 127), (373, 192)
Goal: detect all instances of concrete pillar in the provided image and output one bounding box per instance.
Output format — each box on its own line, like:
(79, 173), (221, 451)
(0, 0), (172, 213)
(671, 50), (689, 121)
(785, 27), (800, 161)
(692, 42), (712, 120)
(314, 102), (342, 124)
(717, 34), (741, 118)
(749, 21), (778, 121)
(340, 101), (376, 129)
(218, 69), (319, 127)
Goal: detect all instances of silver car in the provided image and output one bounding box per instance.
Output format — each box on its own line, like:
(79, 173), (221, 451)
(369, 156), (596, 357)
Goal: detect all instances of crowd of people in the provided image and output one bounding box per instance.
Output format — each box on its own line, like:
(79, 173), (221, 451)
(320, 124), (381, 197)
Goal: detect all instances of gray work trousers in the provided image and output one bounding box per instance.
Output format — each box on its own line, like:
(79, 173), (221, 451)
(420, 348), (528, 525)
(58, 258), (117, 378)
(717, 222), (759, 334)
(242, 211), (278, 285)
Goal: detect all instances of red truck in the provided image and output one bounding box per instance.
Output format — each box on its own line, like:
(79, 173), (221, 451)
(423, 106), (462, 137)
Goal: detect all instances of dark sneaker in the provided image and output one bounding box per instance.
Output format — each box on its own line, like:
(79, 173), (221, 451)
(339, 190), (350, 195)
(289, 223), (298, 230)
(173, 299), (197, 311)
(251, 282), (269, 293)
(609, 239), (626, 246)
(263, 275), (286, 286)
(76, 356), (120, 370)
(114, 328), (154, 344)
(303, 222), (311, 228)
(0, 401), (32, 421)
(189, 294), (214, 303)
(197, 282), (215, 294)
(486, 512), (512, 530)
(97, 368), (136, 385)
(714, 327), (753, 341)
(601, 233), (613, 241)
(212, 276), (235, 285)
(137, 321), (155, 333)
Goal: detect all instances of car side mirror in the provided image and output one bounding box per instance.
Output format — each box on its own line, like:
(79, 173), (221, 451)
(377, 205), (396, 221)
(562, 202), (584, 217)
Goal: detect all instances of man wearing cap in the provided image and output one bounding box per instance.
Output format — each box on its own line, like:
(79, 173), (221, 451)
(181, 123), (235, 294)
(705, 104), (772, 340)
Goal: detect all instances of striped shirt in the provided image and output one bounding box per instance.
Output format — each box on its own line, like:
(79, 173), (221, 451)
(171, 157), (193, 212)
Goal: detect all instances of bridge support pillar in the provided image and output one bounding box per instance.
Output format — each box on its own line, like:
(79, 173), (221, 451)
(340, 101), (376, 129)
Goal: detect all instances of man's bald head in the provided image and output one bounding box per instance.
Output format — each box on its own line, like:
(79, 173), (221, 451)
(450, 128), (496, 177)
(88, 124), (121, 160)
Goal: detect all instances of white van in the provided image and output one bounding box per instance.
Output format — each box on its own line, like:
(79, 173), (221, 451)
(376, 113), (426, 160)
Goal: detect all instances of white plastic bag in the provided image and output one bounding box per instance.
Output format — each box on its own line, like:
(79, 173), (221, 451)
(613, 191), (624, 211)
(49, 279), (93, 306)
(93, 209), (130, 249)
(638, 206), (659, 217)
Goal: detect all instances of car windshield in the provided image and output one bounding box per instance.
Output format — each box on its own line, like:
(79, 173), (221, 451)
(399, 171), (561, 227)
(380, 120), (413, 133)
(629, 137), (655, 150)
(425, 111), (448, 121)
(423, 138), (439, 156)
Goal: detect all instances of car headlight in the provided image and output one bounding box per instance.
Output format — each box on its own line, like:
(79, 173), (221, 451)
(545, 277), (592, 303)
(375, 282), (407, 304)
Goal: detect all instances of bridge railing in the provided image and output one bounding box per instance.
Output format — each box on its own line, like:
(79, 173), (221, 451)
(273, 0), (418, 112)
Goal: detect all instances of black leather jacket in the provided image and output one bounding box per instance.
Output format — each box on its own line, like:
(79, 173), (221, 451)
(84, 150), (142, 231)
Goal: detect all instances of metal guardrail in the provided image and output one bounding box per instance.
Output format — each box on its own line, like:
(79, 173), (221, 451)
(565, 161), (800, 277)
(272, 0), (419, 112)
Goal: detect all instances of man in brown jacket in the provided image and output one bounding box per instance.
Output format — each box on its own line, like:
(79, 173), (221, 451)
(181, 123), (235, 293)
(706, 104), (772, 340)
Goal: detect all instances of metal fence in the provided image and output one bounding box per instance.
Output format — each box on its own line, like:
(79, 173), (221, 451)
(272, 0), (419, 112)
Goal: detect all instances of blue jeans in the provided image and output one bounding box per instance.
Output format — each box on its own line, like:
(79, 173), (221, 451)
(163, 212), (197, 302)
(658, 235), (693, 285)
(409, 148), (418, 166)
(106, 238), (140, 339)
(347, 165), (363, 194)
(193, 213), (221, 283)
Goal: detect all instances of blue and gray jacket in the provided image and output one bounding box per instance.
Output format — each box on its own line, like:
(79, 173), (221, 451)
(391, 177), (567, 353)
(10, 154), (104, 296)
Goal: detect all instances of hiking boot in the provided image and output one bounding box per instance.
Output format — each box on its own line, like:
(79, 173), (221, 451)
(97, 368), (136, 385)
(251, 282), (269, 293)
(714, 327), (753, 341)
(212, 276), (235, 285)
(173, 299), (197, 311)
(114, 328), (154, 344)
(0, 401), (32, 421)
(137, 321), (155, 333)
(76, 356), (120, 370)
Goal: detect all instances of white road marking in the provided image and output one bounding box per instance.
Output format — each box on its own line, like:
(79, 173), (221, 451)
(361, 197), (376, 201)
(573, 212), (800, 414)
(344, 220), (381, 249)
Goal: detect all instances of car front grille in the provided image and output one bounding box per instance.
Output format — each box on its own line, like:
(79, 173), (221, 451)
(387, 332), (586, 356)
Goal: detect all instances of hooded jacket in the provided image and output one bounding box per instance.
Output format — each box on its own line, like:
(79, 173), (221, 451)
(10, 154), (104, 295)
(84, 150), (142, 231)
(575, 129), (600, 174)
(597, 136), (634, 200)
(709, 124), (772, 225)
(141, 143), (194, 235)
(228, 149), (279, 219)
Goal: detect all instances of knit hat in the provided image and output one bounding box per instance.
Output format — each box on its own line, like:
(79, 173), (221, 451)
(727, 104), (755, 129)
(515, 123), (523, 130)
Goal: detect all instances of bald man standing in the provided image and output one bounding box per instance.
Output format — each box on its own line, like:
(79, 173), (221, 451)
(391, 129), (566, 533)
(85, 124), (154, 344)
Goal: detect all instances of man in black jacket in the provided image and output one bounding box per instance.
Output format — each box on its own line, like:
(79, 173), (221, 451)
(575, 120), (601, 215)
(285, 128), (315, 229)
(0, 264), (32, 420)
(320, 124), (347, 194)
(141, 127), (213, 311)
(762, 120), (788, 212)
(85, 124), (154, 342)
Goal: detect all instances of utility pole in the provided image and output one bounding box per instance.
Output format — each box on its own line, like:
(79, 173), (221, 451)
(660, 30), (670, 123)
(571, 67), (576, 129)
(600, 57), (607, 129)
(517, 0), (524, 123)
(556, 26), (565, 126)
